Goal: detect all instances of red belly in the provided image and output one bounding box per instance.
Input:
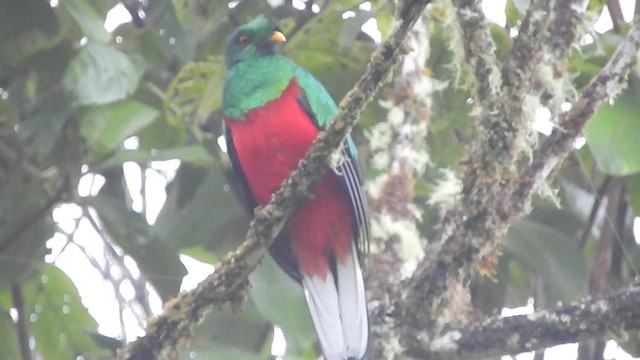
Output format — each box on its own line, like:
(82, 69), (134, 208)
(224, 80), (352, 279)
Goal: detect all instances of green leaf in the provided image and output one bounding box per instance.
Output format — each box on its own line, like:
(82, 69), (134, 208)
(285, 2), (375, 100)
(64, 43), (144, 106)
(0, 168), (54, 286)
(62, 0), (111, 43)
(164, 58), (225, 129)
(0, 0), (68, 65)
(587, 90), (640, 176)
(22, 91), (75, 158)
(505, 217), (588, 307)
(188, 301), (269, 355)
(626, 174), (640, 214)
(131, 0), (197, 63)
(94, 145), (214, 171)
(0, 217), (51, 287)
(137, 113), (190, 152)
(181, 246), (218, 264)
(250, 258), (316, 353)
(587, 0), (606, 12)
(505, 0), (523, 27)
(171, 0), (229, 38)
(152, 166), (248, 255)
(87, 331), (123, 353)
(511, 0), (530, 15)
(81, 100), (159, 153)
(25, 265), (102, 360)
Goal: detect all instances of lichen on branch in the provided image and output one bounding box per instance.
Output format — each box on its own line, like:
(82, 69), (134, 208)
(428, 284), (640, 359)
(395, 1), (640, 358)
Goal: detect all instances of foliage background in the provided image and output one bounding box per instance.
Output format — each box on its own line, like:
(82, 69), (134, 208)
(0, 0), (639, 359)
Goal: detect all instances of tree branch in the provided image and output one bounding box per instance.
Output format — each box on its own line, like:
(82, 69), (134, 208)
(11, 285), (32, 360)
(535, 0), (584, 114)
(502, 0), (552, 127)
(428, 283), (640, 359)
(516, 15), (640, 202)
(116, 1), (431, 359)
(546, 0), (584, 66)
(607, 0), (624, 33)
(452, 0), (502, 107)
(395, 3), (640, 358)
(396, 0), (552, 342)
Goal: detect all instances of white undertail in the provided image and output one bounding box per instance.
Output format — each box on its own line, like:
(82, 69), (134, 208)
(302, 241), (369, 360)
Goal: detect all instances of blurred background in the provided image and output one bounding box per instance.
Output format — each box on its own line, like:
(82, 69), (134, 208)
(0, 0), (639, 359)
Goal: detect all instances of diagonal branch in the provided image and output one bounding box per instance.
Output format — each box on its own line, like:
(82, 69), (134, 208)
(452, 0), (501, 106)
(515, 15), (640, 202)
(395, 3), (640, 358)
(428, 283), (640, 359)
(546, 0), (585, 66)
(11, 285), (32, 360)
(116, 1), (431, 359)
(536, 0), (585, 114)
(396, 0), (553, 341)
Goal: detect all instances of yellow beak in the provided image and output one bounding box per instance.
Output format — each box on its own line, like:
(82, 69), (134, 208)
(269, 31), (286, 43)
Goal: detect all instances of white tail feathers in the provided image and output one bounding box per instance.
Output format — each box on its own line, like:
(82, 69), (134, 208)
(302, 242), (370, 360)
(337, 242), (369, 359)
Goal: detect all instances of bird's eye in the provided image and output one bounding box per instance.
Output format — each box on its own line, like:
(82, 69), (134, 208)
(239, 35), (250, 46)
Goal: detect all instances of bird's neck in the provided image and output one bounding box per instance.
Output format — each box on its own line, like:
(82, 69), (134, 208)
(223, 55), (294, 120)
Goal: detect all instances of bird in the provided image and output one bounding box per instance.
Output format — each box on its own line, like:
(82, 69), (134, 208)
(221, 15), (372, 360)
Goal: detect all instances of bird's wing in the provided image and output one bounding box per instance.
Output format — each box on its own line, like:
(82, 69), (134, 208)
(295, 67), (372, 359)
(294, 66), (370, 257)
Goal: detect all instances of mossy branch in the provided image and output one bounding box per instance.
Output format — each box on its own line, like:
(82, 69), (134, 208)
(428, 283), (640, 359)
(116, 1), (431, 359)
(395, 2), (640, 358)
(516, 15), (640, 202)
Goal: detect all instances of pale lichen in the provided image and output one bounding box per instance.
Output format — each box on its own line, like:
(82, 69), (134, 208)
(370, 211), (424, 274)
(430, 330), (462, 352)
(537, 180), (561, 208)
(427, 169), (462, 210)
(366, 173), (389, 200)
(517, 94), (541, 162)
(431, 0), (465, 86)
(381, 331), (405, 360)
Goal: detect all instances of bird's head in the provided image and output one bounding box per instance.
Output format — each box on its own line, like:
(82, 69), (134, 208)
(224, 15), (286, 68)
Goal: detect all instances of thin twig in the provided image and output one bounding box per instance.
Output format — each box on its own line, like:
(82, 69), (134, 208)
(0, 182), (67, 253)
(608, 0), (625, 33)
(578, 176), (612, 249)
(11, 285), (32, 360)
(589, 178), (622, 295)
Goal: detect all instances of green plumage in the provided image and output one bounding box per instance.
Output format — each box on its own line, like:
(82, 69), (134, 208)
(222, 15), (337, 127)
(223, 54), (338, 127)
